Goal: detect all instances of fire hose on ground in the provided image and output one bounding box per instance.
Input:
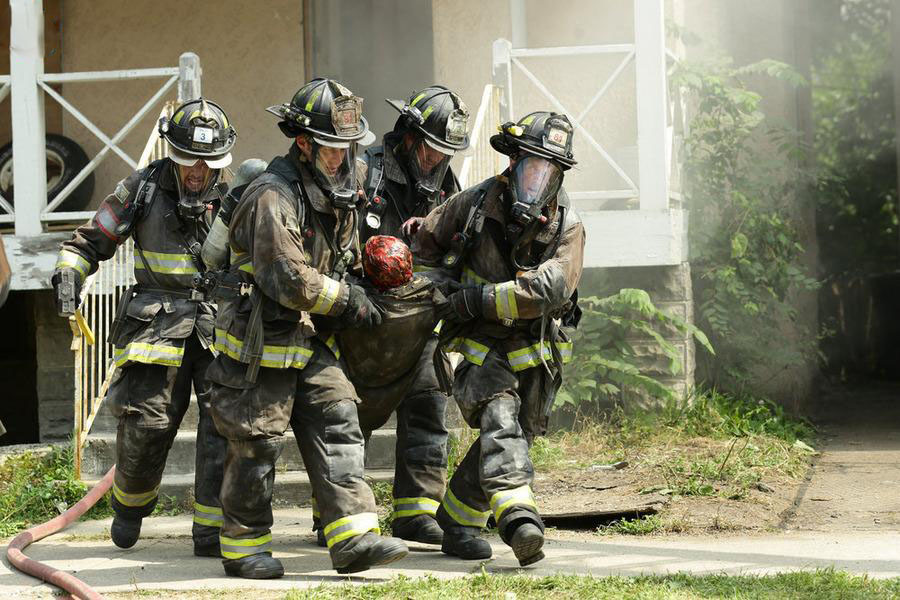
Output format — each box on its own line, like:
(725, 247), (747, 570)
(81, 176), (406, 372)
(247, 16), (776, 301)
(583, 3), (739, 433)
(6, 466), (115, 600)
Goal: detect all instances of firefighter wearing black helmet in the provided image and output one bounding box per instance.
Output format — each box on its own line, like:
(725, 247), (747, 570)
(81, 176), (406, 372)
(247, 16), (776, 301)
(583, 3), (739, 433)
(411, 111), (585, 566)
(50, 98), (236, 557)
(205, 78), (408, 579)
(315, 86), (468, 549)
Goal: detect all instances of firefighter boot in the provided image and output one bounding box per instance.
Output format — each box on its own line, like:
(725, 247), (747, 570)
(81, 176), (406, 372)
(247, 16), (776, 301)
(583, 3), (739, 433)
(330, 532), (409, 574)
(110, 515), (142, 549)
(440, 525), (492, 560)
(222, 552), (285, 579)
(509, 521), (545, 566)
(391, 514), (444, 545)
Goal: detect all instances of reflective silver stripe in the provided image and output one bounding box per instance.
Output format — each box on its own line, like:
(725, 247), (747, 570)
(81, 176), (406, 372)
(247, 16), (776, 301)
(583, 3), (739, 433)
(213, 328), (313, 369)
(220, 533), (272, 559)
(113, 483), (159, 508)
(56, 249), (90, 280)
(323, 512), (379, 548)
(489, 485), (538, 522)
(452, 337), (489, 366)
(441, 489), (489, 528)
(133, 250), (199, 275)
(494, 281), (519, 320)
(114, 342), (184, 367)
(507, 341), (574, 372)
(310, 276), (342, 315)
(193, 502), (223, 527)
(392, 497), (439, 518)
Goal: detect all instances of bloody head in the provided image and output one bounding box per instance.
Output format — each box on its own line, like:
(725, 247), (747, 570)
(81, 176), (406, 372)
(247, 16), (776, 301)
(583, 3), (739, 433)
(363, 235), (413, 291)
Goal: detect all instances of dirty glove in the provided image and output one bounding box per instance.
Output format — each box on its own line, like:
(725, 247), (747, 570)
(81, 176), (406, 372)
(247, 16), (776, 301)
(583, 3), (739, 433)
(437, 284), (483, 324)
(401, 217), (424, 240)
(340, 284), (383, 328)
(51, 269), (82, 317)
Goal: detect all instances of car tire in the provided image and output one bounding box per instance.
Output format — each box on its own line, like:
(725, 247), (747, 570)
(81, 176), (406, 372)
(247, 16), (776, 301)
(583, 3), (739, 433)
(0, 133), (95, 212)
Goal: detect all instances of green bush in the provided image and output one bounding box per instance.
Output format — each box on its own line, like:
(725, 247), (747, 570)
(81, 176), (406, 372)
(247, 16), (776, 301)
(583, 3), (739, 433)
(557, 288), (712, 416)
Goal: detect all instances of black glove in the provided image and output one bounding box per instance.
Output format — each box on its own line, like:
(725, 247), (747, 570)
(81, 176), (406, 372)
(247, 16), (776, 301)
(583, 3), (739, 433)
(437, 284), (483, 324)
(51, 268), (82, 317)
(340, 284), (383, 328)
(218, 189), (239, 225)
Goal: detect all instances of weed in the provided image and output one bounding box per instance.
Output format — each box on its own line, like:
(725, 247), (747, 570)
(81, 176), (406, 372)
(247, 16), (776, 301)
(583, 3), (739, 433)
(599, 514), (663, 536)
(0, 443), (113, 538)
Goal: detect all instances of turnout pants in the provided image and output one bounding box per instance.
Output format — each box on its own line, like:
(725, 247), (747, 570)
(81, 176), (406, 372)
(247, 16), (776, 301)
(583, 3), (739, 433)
(107, 333), (226, 547)
(207, 338), (378, 563)
(355, 337), (450, 523)
(436, 347), (551, 543)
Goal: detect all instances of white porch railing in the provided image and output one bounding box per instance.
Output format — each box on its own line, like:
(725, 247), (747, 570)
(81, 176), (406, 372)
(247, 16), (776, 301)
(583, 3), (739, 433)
(458, 85), (504, 188)
(474, 0), (686, 268)
(71, 103), (174, 478)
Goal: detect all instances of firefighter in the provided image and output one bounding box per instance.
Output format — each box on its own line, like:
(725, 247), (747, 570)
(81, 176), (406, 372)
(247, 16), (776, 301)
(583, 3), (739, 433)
(51, 98), (235, 557)
(205, 78), (408, 579)
(337, 86), (469, 546)
(411, 111), (585, 566)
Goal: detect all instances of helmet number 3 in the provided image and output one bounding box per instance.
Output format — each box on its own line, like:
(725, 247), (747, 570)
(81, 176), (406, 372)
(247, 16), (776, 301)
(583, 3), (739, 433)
(193, 127), (214, 144)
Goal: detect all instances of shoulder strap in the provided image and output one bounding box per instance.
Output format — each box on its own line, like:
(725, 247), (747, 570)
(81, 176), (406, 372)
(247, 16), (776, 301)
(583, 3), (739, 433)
(441, 186), (489, 271)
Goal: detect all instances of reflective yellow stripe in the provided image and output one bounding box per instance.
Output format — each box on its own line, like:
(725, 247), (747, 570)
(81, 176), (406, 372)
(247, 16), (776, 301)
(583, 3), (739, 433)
(134, 250), (199, 275)
(193, 502), (223, 528)
(220, 533), (272, 559)
(494, 281), (519, 320)
(311, 496), (320, 519)
(113, 482), (159, 508)
(441, 489), (490, 528)
(506, 341), (573, 372)
(413, 264), (436, 273)
(214, 328), (313, 370)
(322, 333), (341, 360)
(323, 512), (380, 548)
(114, 342), (184, 367)
(489, 485), (537, 522)
(432, 319), (444, 335)
(309, 276), (342, 315)
(410, 92), (426, 107)
(462, 265), (489, 285)
(448, 337), (489, 366)
(56, 249), (91, 280)
(392, 497), (439, 519)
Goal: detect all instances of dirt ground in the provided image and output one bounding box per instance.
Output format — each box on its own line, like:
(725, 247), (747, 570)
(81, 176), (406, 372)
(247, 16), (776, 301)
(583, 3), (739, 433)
(535, 382), (900, 540)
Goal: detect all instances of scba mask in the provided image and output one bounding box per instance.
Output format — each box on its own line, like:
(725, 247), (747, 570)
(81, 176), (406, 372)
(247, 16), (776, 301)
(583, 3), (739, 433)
(311, 139), (359, 210)
(506, 155), (563, 239)
(174, 160), (219, 219)
(406, 135), (453, 198)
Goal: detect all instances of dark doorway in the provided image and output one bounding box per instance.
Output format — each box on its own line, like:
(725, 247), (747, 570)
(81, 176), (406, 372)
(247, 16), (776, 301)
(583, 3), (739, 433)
(0, 290), (39, 445)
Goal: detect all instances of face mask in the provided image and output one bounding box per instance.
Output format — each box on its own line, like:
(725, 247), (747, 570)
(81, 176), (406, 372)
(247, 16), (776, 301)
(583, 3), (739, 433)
(406, 137), (453, 198)
(312, 141), (358, 210)
(506, 155), (563, 239)
(175, 162), (218, 219)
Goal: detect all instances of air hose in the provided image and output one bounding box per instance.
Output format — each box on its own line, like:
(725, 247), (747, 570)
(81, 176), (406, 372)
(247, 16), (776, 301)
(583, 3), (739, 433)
(6, 466), (115, 600)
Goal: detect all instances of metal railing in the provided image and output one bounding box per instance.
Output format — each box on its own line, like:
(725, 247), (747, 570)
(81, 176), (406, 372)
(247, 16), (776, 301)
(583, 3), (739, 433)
(71, 103), (173, 477)
(458, 84), (504, 188)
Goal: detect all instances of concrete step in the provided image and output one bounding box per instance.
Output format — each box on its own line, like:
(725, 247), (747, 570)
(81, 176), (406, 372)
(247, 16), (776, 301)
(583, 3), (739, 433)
(81, 428), (399, 477)
(82, 469), (396, 509)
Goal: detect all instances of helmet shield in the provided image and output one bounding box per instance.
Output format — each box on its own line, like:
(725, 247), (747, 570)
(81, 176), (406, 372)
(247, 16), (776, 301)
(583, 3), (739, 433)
(312, 140), (359, 210)
(408, 136), (453, 196)
(174, 161), (219, 219)
(508, 156), (563, 231)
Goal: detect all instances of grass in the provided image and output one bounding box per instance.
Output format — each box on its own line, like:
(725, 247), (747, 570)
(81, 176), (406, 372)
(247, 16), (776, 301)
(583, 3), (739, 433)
(276, 571), (900, 600)
(530, 388), (816, 505)
(0, 442), (189, 538)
